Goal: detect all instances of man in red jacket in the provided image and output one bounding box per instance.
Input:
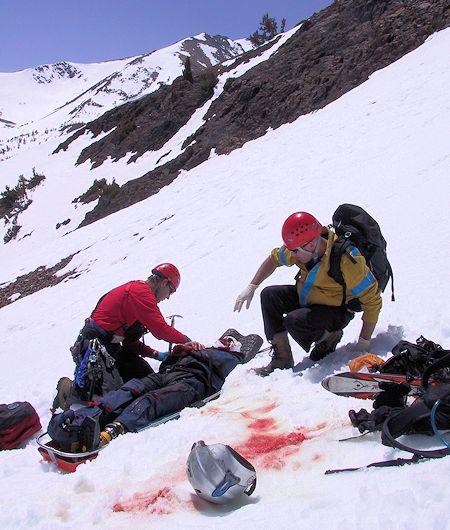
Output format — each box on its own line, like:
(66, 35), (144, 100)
(60, 263), (197, 406)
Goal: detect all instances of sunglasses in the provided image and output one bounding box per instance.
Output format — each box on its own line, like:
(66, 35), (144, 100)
(168, 281), (176, 295)
(289, 244), (310, 254)
(288, 235), (320, 254)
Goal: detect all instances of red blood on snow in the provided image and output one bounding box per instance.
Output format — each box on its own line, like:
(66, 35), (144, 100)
(240, 402), (278, 418)
(247, 417), (277, 431)
(236, 430), (307, 463)
(234, 409), (310, 470)
(111, 399), (327, 515)
(112, 486), (175, 515)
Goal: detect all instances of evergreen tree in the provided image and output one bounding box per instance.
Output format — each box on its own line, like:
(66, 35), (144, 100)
(249, 13), (281, 47)
(182, 56), (193, 83)
(281, 17), (286, 33)
(249, 30), (263, 47)
(260, 13), (278, 40)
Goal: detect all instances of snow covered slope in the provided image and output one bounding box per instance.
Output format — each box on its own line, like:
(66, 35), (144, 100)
(0, 27), (449, 530)
(0, 33), (250, 127)
(0, 28), (293, 252)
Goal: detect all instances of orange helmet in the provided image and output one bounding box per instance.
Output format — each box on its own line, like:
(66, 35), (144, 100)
(152, 263), (181, 290)
(282, 212), (322, 249)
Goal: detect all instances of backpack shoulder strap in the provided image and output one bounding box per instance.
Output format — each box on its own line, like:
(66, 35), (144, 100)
(381, 386), (450, 458)
(387, 259), (395, 301)
(422, 350), (450, 389)
(90, 292), (108, 318)
(381, 405), (450, 458)
(329, 235), (356, 306)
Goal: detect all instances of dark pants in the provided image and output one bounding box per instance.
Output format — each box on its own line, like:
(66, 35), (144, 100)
(261, 285), (354, 352)
(101, 371), (206, 432)
(115, 343), (154, 381)
(47, 372), (207, 449)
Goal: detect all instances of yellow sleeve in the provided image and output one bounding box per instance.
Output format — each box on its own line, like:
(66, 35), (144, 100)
(270, 246), (296, 267)
(341, 251), (382, 324)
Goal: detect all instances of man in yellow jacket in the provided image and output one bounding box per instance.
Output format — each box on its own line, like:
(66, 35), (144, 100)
(234, 212), (382, 376)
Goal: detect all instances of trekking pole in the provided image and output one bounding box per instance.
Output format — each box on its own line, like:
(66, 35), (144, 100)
(167, 314), (183, 354)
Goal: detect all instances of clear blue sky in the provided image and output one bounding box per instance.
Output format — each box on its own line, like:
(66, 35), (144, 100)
(0, 0), (333, 72)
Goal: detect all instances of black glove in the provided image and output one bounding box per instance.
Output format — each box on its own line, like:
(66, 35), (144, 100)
(349, 406), (394, 433)
(373, 381), (411, 409)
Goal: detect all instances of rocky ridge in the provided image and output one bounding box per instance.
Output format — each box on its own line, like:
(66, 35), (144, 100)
(61, 0), (450, 227)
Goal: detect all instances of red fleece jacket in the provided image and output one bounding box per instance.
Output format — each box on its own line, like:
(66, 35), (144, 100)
(91, 280), (187, 354)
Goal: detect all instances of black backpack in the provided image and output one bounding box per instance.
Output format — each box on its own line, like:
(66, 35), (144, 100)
(326, 339), (450, 473)
(379, 336), (450, 381)
(328, 204), (394, 308)
(330, 381), (450, 473)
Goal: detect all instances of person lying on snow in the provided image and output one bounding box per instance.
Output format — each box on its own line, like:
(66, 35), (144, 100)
(48, 333), (261, 453)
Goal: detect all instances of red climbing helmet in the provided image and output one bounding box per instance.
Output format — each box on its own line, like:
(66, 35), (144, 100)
(282, 212), (322, 249)
(152, 263), (181, 290)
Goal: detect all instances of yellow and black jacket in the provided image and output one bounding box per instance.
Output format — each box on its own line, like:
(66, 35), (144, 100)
(270, 228), (382, 324)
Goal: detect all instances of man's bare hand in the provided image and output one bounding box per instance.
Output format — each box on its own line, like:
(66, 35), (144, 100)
(172, 341), (205, 356)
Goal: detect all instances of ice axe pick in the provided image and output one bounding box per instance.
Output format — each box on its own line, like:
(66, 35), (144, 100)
(167, 314), (183, 353)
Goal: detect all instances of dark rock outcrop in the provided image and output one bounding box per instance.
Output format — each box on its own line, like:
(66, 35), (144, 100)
(66, 0), (450, 226)
(55, 73), (217, 168)
(194, 0), (449, 153)
(0, 254), (77, 308)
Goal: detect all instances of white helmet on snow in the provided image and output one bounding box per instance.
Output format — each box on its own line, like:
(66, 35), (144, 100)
(186, 440), (256, 504)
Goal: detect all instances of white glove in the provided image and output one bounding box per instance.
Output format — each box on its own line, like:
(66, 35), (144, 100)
(234, 284), (258, 312)
(352, 336), (371, 352)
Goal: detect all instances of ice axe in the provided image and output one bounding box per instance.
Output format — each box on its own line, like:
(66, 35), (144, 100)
(167, 314), (183, 353)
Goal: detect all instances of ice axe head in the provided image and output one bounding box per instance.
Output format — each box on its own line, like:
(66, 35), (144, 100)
(167, 314), (183, 354)
(167, 314), (183, 327)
